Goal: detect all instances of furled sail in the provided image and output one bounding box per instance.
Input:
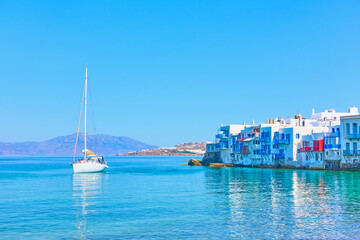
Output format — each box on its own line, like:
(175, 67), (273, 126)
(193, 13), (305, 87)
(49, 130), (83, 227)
(82, 149), (96, 156)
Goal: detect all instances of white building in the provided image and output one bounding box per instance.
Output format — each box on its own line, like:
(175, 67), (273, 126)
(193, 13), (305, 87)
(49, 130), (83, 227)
(204, 107), (360, 169)
(340, 115), (360, 168)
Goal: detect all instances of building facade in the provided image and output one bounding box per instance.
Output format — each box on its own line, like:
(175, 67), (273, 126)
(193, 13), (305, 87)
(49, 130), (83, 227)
(204, 107), (360, 169)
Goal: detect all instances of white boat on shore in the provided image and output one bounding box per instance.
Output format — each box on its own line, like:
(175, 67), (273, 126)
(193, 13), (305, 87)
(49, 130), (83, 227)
(71, 67), (108, 173)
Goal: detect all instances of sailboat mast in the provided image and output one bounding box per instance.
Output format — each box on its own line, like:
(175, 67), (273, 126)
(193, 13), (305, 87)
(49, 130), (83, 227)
(84, 67), (87, 160)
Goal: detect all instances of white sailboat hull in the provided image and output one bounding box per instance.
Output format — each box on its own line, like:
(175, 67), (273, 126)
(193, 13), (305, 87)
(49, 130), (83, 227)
(72, 162), (108, 173)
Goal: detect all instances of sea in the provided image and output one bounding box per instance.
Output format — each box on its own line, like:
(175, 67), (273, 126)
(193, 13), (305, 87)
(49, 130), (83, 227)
(1, 156), (360, 240)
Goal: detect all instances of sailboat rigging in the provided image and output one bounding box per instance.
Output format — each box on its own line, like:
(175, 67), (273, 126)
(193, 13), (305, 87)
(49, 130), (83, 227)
(71, 67), (109, 173)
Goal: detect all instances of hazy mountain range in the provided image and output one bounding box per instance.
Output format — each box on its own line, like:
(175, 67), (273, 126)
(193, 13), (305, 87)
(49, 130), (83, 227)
(0, 133), (158, 156)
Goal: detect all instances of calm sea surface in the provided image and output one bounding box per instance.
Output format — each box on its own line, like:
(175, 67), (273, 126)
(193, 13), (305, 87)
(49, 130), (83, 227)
(1, 156), (360, 239)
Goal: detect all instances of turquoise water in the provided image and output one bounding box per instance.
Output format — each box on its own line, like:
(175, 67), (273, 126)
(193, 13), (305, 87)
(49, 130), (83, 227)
(1, 156), (360, 239)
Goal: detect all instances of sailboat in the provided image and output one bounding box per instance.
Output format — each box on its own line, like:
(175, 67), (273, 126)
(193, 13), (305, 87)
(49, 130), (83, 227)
(71, 67), (109, 173)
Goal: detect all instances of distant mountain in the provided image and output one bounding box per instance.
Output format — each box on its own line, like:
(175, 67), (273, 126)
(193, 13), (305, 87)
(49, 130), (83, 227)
(0, 133), (158, 156)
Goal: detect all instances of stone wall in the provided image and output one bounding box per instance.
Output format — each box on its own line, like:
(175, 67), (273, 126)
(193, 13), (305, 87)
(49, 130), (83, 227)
(202, 152), (221, 166)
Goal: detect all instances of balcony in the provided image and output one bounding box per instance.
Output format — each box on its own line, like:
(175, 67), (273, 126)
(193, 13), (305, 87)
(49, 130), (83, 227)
(274, 153), (285, 159)
(324, 144), (341, 149)
(300, 146), (324, 152)
(259, 137), (271, 142)
(278, 139), (290, 144)
(233, 148), (241, 153)
(343, 150), (360, 156)
(216, 133), (228, 139)
(347, 134), (360, 139)
(300, 147), (312, 152)
(253, 144), (261, 150)
(324, 132), (340, 138)
(259, 149), (271, 155)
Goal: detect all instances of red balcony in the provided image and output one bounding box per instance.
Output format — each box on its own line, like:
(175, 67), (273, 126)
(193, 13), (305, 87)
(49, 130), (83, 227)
(313, 140), (324, 151)
(300, 147), (312, 152)
(300, 139), (324, 152)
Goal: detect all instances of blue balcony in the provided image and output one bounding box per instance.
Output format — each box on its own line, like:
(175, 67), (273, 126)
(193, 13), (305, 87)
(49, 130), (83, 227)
(274, 153), (285, 159)
(324, 144), (341, 149)
(275, 138), (290, 144)
(347, 134), (360, 139)
(324, 132), (340, 138)
(259, 149), (271, 155)
(259, 137), (271, 142)
(343, 150), (360, 156)
(233, 148), (241, 153)
(216, 133), (227, 138)
(218, 141), (229, 149)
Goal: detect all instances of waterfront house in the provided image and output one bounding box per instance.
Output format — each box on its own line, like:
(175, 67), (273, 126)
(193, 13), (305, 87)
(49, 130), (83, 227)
(204, 107), (360, 170)
(340, 114), (360, 168)
(324, 125), (341, 169)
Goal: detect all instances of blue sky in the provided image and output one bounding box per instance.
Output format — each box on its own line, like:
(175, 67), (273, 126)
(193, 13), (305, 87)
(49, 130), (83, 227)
(0, 0), (360, 146)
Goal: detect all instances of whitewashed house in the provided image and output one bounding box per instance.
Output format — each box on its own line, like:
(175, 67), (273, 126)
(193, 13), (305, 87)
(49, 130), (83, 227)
(340, 114), (360, 168)
(204, 107), (360, 169)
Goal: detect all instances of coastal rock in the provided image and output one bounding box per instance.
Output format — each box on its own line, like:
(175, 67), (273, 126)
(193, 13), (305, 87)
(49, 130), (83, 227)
(209, 163), (234, 167)
(188, 158), (202, 166)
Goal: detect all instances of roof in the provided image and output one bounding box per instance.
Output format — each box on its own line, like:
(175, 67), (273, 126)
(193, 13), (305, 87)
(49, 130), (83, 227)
(340, 114), (360, 120)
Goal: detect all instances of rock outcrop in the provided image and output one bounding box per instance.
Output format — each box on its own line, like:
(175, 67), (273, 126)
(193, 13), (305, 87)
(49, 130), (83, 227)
(188, 158), (203, 166)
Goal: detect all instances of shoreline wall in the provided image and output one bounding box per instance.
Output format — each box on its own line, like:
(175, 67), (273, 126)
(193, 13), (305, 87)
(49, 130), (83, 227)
(210, 150), (360, 171)
(201, 152), (221, 166)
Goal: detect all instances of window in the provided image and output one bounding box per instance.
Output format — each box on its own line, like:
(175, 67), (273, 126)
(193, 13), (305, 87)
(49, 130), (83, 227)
(353, 123), (358, 135)
(346, 123), (350, 135)
(296, 134), (300, 139)
(354, 142), (357, 154)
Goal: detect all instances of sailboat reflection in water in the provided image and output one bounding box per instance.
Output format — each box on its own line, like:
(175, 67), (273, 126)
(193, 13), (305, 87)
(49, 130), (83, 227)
(72, 173), (106, 238)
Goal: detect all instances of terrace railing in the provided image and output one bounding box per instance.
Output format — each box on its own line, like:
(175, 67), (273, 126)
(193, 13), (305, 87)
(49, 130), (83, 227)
(324, 132), (340, 138)
(347, 134), (360, 139)
(278, 139), (290, 144)
(324, 144), (341, 149)
(216, 133), (226, 138)
(259, 137), (271, 142)
(259, 149), (271, 155)
(343, 150), (360, 156)
(274, 153), (285, 159)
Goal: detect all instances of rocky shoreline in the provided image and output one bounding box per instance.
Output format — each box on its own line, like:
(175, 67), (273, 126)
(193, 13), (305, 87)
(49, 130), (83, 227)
(187, 158), (360, 172)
